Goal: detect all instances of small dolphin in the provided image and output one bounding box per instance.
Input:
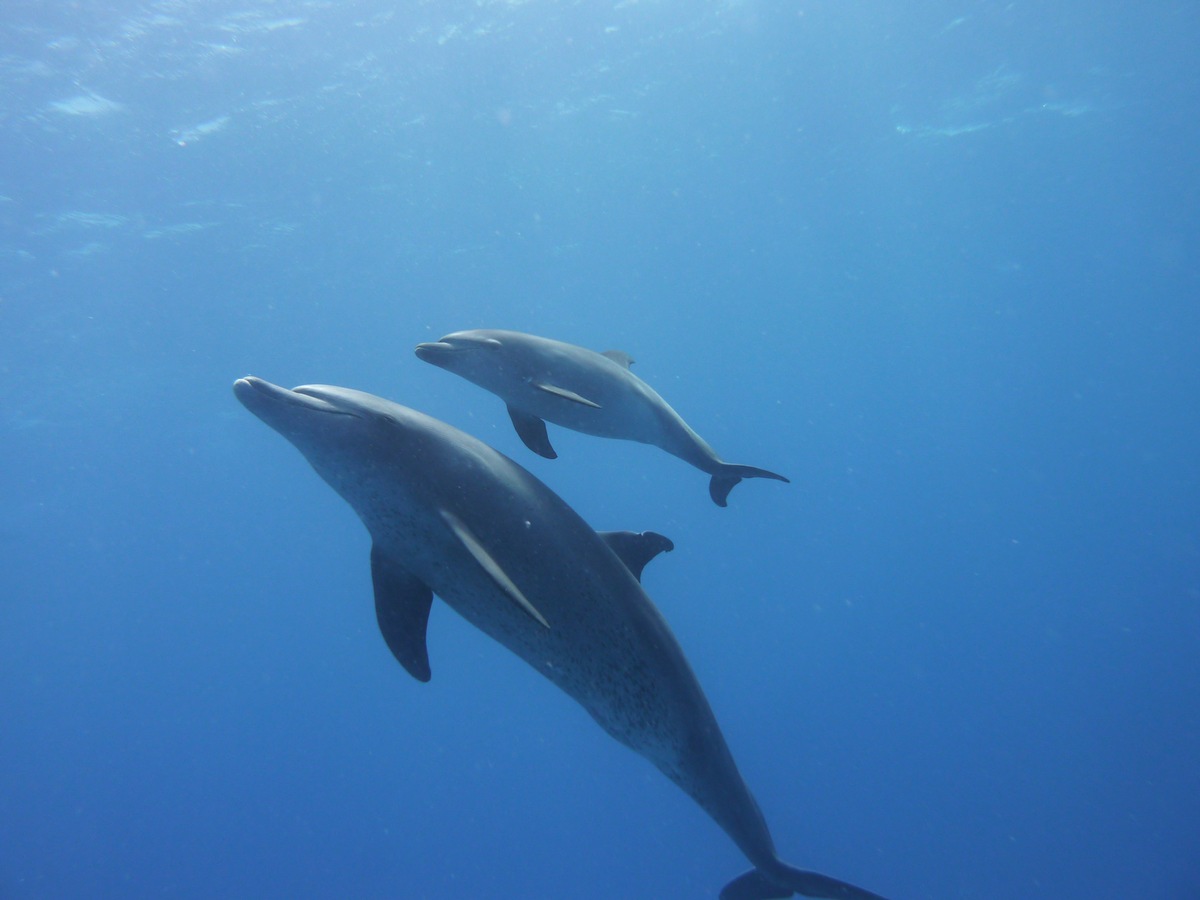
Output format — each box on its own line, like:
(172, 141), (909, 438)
(233, 376), (887, 900)
(415, 329), (789, 506)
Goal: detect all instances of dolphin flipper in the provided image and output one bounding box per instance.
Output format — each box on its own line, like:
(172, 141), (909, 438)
(721, 865), (890, 900)
(533, 382), (602, 409)
(439, 509), (550, 629)
(709, 465), (792, 508)
(598, 531), (674, 581)
(370, 545), (434, 682)
(507, 404), (557, 459)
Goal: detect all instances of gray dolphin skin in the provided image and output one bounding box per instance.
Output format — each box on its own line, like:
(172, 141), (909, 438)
(233, 376), (888, 900)
(414, 329), (790, 507)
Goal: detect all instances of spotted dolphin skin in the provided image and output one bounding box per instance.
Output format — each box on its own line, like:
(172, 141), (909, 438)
(233, 376), (888, 900)
(414, 329), (790, 507)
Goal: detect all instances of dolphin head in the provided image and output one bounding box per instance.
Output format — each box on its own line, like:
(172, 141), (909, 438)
(233, 377), (439, 525)
(415, 330), (504, 362)
(235, 376), (379, 446)
(414, 330), (516, 389)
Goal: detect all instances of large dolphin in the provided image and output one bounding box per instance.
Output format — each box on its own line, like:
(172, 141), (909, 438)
(414, 329), (789, 507)
(233, 376), (888, 900)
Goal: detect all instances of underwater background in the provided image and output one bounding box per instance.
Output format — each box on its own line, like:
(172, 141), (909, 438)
(2, 1), (1198, 897)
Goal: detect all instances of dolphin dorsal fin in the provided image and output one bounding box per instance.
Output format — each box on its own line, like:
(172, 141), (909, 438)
(532, 382), (602, 409)
(370, 545), (434, 682)
(601, 350), (635, 369)
(599, 531), (674, 582)
(439, 509), (550, 629)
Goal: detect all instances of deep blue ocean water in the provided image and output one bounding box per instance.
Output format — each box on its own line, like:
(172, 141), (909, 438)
(2, 2), (1198, 898)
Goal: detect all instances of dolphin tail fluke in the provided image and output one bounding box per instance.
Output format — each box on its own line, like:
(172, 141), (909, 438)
(709, 465), (790, 507)
(721, 863), (890, 900)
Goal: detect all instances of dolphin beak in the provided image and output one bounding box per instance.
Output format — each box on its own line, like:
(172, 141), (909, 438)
(234, 375), (290, 405)
(414, 341), (454, 362)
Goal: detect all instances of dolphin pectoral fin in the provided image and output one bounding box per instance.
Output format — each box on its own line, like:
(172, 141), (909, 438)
(439, 509), (550, 629)
(601, 349), (635, 369)
(709, 465), (791, 507)
(598, 531), (674, 582)
(721, 865), (890, 900)
(532, 382), (602, 409)
(370, 545), (434, 682)
(507, 405), (557, 459)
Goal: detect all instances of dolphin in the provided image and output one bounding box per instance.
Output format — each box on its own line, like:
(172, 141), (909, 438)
(233, 376), (888, 900)
(414, 329), (789, 507)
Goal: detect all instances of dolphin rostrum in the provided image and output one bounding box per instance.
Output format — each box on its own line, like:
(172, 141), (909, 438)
(233, 376), (887, 900)
(414, 329), (789, 507)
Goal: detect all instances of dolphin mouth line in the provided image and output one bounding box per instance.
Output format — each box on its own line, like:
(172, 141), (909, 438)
(415, 339), (498, 356)
(235, 377), (361, 418)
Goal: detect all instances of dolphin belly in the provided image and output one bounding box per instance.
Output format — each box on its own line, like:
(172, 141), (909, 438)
(370, 501), (708, 776)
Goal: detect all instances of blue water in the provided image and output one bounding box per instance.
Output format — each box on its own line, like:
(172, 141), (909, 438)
(2, 2), (1198, 898)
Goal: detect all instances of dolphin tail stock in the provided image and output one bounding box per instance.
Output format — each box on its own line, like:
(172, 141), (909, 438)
(721, 862), (890, 900)
(709, 464), (791, 507)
